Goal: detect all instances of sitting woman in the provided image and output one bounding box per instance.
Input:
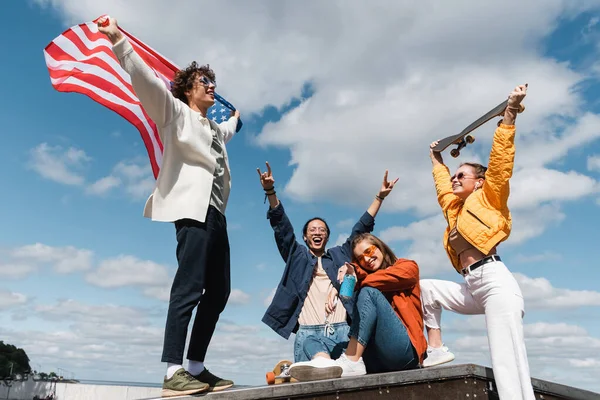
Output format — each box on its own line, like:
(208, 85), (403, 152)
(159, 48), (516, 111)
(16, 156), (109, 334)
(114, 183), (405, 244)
(421, 84), (535, 399)
(288, 233), (427, 381)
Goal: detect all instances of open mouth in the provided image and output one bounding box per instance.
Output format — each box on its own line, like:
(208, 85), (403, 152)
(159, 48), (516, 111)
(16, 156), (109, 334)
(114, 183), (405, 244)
(312, 237), (323, 246)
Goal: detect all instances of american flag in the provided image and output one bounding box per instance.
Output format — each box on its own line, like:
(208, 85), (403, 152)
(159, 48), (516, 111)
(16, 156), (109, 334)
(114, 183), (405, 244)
(43, 16), (241, 179)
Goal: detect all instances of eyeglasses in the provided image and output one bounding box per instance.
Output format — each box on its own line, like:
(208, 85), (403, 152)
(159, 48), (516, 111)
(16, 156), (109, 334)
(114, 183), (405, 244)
(196, 75), (216, 89)
(450, 172), (480, 182)
(357, 245), (377, 267)
(307, 227), (327, 234)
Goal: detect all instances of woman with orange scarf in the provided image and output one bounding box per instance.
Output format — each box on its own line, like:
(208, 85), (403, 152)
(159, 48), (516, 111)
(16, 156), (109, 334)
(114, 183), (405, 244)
(288, 232), (427, 380)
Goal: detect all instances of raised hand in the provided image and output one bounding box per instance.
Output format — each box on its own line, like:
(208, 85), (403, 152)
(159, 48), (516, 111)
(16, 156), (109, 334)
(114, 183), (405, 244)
(378, 170), (399, 199)
(256, 161), (275, 190)
(430, 140), (443, 165)
(96, 16), (123, 44)
(507, 84), (527, 108)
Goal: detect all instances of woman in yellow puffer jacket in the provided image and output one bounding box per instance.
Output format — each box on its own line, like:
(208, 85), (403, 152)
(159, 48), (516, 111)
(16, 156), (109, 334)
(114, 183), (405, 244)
(420, 84), (535, 400)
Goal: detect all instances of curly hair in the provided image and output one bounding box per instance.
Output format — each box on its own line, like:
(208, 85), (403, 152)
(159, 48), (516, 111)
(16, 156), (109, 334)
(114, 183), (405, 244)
(460, 162), (487, 179)
(170, 61), (216, 105)
(351, 233), (398, 271)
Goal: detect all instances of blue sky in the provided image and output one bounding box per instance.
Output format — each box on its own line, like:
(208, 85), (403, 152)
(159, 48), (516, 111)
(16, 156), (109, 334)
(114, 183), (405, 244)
(1, 0), (600, 393)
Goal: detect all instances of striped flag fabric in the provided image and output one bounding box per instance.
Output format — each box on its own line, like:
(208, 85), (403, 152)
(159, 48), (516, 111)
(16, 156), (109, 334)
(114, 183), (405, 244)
(44, 17), (241, 179)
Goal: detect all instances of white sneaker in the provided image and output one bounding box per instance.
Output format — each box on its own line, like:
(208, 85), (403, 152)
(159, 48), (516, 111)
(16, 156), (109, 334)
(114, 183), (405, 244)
(289, 357), (342, 382)
(422, 344), (455, 367)
(334, 353), (366, 377)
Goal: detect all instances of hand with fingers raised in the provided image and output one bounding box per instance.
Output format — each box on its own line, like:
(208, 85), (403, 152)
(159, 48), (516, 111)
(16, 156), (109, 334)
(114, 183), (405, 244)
(376, 170), (399, 201)
(257, 162), (277, 205)
(257, 161), (274, 190)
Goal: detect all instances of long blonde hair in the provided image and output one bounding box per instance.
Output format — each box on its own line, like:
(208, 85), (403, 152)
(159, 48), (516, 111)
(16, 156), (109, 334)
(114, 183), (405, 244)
(350, 233), (397, 271)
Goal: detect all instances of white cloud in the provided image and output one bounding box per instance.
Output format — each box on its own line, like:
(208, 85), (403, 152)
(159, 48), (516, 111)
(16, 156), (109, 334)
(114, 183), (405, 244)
(228, 289), (251, 306)
(379, 215), (449, 276)
(509, 168), (599, 210)
(33, 0), (600, 216)
(0, 289), (28, 310)
(28, 143), (90, 185)
(507, 203), (566, 246)
(86, 175), (122, 196)
(334, 233), (348, 247)
(34, 300), (150, 325)
(85, 255), (171, 288)
(588, 155), (600, 172)
(11, 243), (93, 273)
(142, 286), (171, 302)
(525, 322), (588, 338)
(445, 319), (600, 391)
(255, 263), (267, 271)
(515, 251), (561, 264)
(87, 160), (155, 200)
(264, 288), (276, 307)
(515, 273), (600, 309)
(0, 263), (37, 279)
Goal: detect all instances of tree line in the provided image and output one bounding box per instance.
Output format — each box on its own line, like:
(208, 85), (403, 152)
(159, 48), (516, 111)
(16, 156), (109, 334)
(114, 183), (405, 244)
(0, 341), (31, 378)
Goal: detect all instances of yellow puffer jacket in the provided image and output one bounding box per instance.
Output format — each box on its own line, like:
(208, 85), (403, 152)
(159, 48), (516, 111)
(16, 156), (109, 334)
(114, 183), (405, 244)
(432, 124), (515, 273)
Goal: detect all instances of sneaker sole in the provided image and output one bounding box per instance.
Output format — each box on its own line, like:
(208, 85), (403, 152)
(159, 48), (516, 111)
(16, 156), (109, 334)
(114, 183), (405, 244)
(209, 383), (234, 392)
(289, 366), (343, 382)
(161, 386), (209, 397)
(422, 355), (455, 368)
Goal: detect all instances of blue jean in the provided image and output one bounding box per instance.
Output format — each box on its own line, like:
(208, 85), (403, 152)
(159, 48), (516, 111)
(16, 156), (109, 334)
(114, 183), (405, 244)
(294, 322), (350, 362)
(350, 287), (418, 373)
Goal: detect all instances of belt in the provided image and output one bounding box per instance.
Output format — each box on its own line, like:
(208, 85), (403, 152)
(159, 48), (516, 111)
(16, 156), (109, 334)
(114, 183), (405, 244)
(461, 255), (501, 276)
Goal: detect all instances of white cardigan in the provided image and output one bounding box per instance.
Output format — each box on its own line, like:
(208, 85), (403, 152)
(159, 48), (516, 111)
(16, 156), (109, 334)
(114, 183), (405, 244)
(112, 38), (238, 223)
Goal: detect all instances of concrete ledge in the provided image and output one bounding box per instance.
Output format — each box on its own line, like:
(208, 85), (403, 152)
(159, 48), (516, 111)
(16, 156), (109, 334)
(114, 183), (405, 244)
(139, 364), (600, 400)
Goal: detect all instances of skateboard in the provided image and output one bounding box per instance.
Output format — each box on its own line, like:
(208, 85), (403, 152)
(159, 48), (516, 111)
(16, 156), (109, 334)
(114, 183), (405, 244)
(432, 100), (525, 158)
(266, 360), (297, 385)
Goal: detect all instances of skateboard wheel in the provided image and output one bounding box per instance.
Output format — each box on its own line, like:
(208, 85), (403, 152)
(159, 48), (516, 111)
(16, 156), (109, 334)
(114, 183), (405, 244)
(266, 371), (275, 385)
(465, 135), (475, 144)
(450, 149), (460, 158)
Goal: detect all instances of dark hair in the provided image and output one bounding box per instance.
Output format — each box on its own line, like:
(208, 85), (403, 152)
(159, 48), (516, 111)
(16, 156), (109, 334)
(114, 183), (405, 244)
(350, 233), (398, 271)
(460, 162), (487, 179)
(170, 61), (216, 105)
(302, 218), (331, 238)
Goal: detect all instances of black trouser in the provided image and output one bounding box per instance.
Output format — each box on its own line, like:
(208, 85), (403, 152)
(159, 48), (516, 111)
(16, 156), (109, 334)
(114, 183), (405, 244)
(161, 206), (231, 364)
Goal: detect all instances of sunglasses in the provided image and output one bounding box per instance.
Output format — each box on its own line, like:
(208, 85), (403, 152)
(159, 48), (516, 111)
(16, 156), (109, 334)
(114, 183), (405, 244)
(197, 75), (216, 89)
(450, 172), (480, 182)
(356, 245), (377, 268)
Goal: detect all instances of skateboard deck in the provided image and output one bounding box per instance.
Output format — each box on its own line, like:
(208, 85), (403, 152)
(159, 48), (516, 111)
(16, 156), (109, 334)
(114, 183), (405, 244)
(432, 100), (524, 158)
(266, 360), (297, 385)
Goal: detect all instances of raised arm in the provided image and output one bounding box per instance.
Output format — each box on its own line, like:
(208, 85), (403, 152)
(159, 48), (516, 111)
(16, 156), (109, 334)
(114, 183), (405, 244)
(98, 17), (179, 133)
(339, 170), (398, 255)
(258, 162), (300, 261)
(430, 142), (461, 216)
(218, 110), (240, 144)
(482, 84), (527, 210)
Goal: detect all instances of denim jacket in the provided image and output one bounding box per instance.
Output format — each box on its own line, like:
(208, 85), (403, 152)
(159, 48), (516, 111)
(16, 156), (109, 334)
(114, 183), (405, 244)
(261, 202), (375, 339)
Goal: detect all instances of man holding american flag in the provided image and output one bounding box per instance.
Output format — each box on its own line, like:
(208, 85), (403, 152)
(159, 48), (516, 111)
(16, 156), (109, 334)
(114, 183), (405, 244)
(97, 16), (238, 397)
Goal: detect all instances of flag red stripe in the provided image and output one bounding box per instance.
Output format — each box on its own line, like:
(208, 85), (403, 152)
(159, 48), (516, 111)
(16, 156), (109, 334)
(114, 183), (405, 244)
(43, 19), (178, 179)
(53, 80), (161, 177)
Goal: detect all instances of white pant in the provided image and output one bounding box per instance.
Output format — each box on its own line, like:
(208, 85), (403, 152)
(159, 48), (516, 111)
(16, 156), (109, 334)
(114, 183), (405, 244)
(420, 261), (535, 400)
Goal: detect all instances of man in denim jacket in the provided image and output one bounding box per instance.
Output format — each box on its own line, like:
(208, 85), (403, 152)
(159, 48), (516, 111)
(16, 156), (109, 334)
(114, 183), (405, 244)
(257, 162), (397, 362)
